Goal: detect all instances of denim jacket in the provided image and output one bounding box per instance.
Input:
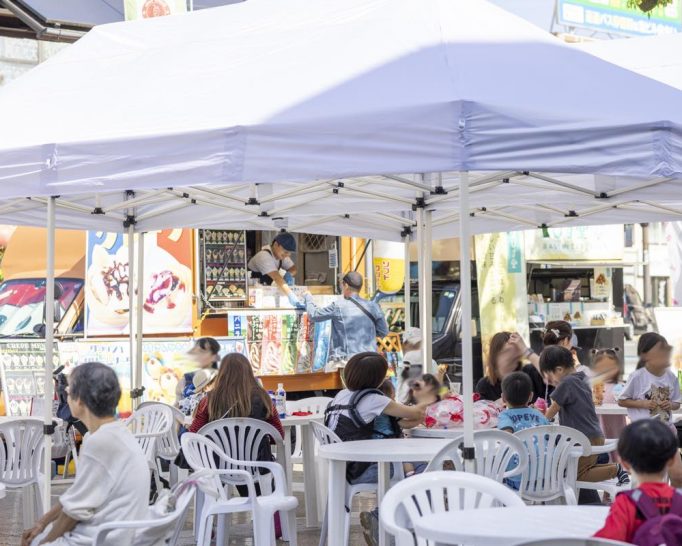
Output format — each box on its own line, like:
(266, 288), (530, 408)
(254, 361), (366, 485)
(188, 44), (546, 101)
(304, 294), (389, 360)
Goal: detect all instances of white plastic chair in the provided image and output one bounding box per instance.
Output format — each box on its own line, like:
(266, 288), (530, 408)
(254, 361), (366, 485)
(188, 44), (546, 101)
(380, 470), (525, 546)
(514, 425), (591, 505)
(425, 429), (528, 482)
(199, 418), (296, 542)
(91, 473), (197, 546)
(0, 418), (44, 528)
(286, 397), (331, 462)
(138, 401), (185, 486)
(181, 432), (298, 546)
(310, 421), (404, 546)
(570, 438), (631, 499)
(126, 404), (174, 492)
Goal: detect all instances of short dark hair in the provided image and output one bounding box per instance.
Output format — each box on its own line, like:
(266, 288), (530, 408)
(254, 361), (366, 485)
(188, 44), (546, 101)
(195, 337), (220, 356)
(68, 362), (121, 417)
(501, 371), (533, 407)
(636, 332), (671, 369)
(539, 345), (575, 373)
(343, 352), (388, 391)
(618, 419), (679, 474)
(342, 271), (363, 290)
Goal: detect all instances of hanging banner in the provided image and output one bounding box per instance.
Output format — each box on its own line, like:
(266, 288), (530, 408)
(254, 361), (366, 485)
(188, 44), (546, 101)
(666, 222), (682, 306)
(373, 240), (405, 294)
(124, 0), (187, 20)
(85, 229), (193, 336)
(475, 232), (529, 363)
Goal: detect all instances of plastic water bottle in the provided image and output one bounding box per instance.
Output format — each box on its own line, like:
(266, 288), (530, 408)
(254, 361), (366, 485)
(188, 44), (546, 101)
(276, 383), (287, 418)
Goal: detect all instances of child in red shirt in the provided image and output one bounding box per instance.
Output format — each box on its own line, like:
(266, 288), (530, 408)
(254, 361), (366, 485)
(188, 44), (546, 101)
(594, 419), (680, 542)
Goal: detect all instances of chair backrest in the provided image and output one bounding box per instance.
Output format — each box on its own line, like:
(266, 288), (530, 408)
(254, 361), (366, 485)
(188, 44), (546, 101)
(126, 404), (174, 460)
(180, 432), (246, 495)
(92, 475), (197, 546)
(310, 421), (342, 446)
(380, 470), (525, 546)
(514, 538), (630, 546)
(514, 425), (590, 504)
(0, 419), (44, 486)
(286, 397), (332, 415)
(136, 402), (183, 460)
(198, 417), (284, 477)
(425, 429), (528, 481)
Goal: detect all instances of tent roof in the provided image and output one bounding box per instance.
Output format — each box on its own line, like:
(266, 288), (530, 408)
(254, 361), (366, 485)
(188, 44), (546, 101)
(0, 0), (682, 240)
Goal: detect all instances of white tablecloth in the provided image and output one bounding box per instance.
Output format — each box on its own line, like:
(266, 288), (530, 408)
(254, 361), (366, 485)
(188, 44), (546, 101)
(414, 505), (609, 545)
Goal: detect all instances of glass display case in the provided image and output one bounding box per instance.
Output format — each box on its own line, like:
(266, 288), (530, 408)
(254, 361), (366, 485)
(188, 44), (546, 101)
(199, 229), (248, 312)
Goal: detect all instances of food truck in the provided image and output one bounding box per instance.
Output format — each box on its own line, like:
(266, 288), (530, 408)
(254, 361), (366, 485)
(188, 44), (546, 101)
(0, 227), (385, 415)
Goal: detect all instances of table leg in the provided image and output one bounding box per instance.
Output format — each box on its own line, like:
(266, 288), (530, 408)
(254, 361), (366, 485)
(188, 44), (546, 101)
(301, 424), (320, 527)
(327, 460), (346, 546)
(377, 462), (391, 546)
(283, 426), (294, 494)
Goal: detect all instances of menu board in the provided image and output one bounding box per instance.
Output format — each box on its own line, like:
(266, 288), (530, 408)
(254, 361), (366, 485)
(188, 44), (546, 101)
(85, 229), (193, 336)
(232, 310), (317, 376)
(0, 341), (56, 416)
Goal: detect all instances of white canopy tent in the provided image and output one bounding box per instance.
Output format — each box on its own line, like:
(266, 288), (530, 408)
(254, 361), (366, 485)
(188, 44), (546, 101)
(1, 1), (682, 534)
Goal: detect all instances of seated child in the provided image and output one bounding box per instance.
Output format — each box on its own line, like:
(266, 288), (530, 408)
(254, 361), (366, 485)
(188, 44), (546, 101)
(618, 332), (682, 487)
(327, 354), (424, 546)
(594, 419), (682, 543)
(497, 371), (549, 489)
(541, 346), (629, 486)
(403, 374), (442, 476)
(591, 348), (626, 463)
(371, 379), (402, 440)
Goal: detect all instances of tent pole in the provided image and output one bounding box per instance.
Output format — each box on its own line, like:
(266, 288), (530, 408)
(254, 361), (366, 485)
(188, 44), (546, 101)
(43, 196), (56, 511)
(416, 206), (433, 373)
(135, 232), (145, 407)
(459, 171), (475, 470)
(403, 234), (411, 331)
(127, 224), (137, 409)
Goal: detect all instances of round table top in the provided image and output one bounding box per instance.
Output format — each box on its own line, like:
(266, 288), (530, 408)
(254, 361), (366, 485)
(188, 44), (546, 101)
(318, 438), (451, 463)
(595, 403), (682, 416)
(414, 505), (609, 545)
(280, 414), (324, 427)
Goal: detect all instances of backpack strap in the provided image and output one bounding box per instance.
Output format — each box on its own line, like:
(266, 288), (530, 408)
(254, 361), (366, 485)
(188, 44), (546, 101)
(324, 388), (385, 428)
(670, 489), (682, 515)
(622, 489), (667, 520)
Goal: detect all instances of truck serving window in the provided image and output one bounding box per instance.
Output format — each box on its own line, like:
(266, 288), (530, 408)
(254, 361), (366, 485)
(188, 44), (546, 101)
(0, 278), (83, 336)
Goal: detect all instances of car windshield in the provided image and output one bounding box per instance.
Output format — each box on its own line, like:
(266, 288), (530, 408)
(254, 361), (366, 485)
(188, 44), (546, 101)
(411, 283), (460, 336)
(0, 278), (83, 336)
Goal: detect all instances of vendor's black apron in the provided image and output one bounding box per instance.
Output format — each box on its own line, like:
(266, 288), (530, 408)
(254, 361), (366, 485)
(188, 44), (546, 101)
(249, 248), (282, 286)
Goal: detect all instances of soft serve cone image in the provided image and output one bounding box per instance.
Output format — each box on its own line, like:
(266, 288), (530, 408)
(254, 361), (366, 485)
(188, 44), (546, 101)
(141, 244), (191, 329)
(86, 245), (130, 328)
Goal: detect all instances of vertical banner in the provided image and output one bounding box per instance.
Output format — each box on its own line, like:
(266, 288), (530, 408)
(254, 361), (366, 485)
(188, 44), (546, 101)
(85, 229), (193, 335)
(666, 222), (682, 306)
(124, 0), (187, 20)
(475, 232), (529, 364)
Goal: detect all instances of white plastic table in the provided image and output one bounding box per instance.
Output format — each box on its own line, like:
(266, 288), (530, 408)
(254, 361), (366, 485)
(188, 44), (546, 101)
(318, 438), (450, 546)
(280, 414), (323, 527)
(409, 426), (482, 438)
(414, 505), (609, 545)
(0, 482), (5, 500)
(595, 403), (682, 416)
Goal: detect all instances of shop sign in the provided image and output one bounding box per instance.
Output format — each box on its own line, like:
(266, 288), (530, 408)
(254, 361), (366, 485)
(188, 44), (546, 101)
(85, 229), (193, 336)
(557, 0), (682, 36)
(524, 225), (624, 261)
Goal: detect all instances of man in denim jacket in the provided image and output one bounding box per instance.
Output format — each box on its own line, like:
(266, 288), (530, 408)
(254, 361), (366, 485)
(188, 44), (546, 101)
(304, 271), (388, 366)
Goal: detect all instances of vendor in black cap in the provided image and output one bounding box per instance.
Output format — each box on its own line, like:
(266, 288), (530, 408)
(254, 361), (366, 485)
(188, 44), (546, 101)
(248, 231), (303, 308)
(304, 271), (388, 365)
